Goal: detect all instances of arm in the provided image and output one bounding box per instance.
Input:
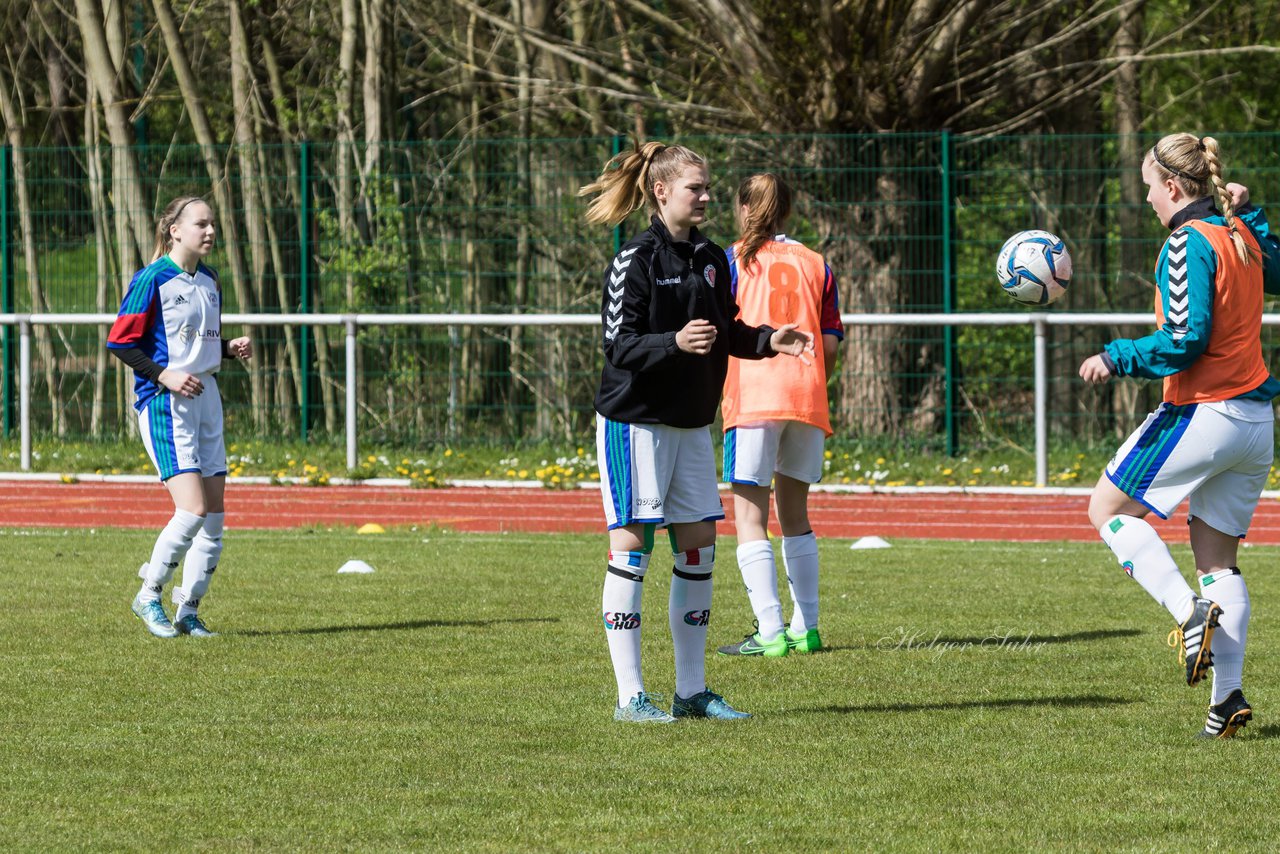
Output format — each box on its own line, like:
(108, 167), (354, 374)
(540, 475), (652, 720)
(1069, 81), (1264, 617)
(602, 247), (681, 373)
(1235, 203), (1280, 295)
(823, 333), (840, 378)
(820, 263), (843, 378)
(1104, 228), (1214, 379)
(106, 271), (204, 398)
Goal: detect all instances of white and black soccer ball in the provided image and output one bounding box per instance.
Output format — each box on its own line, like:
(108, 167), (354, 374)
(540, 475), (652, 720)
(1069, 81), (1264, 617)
(995, 230), (1072, 306)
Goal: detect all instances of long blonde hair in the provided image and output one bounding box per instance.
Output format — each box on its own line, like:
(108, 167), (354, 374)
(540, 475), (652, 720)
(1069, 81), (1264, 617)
(151, 196), (209, 263)
(1148, 133), (1252, 264)
(735, 173), (793, 271)
(578, 141), (707, 227)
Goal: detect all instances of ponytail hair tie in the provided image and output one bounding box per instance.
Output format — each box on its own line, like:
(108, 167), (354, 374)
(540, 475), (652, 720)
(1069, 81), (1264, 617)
(1197, 138), (1207, 152)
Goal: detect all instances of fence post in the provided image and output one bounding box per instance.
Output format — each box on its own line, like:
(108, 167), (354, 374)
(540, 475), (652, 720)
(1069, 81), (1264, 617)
(2, 144), (12, 439)
(19, 317), (30, 471)
(940, 130), (957, 456)
(1034, 315), (1048, 487)
(299, 140), (311, 442)
(345, 315), (357, 471)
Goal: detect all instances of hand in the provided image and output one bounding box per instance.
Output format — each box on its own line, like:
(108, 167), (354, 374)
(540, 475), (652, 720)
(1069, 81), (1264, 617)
(227, 336), (253, 360)
(159, 368), (204, 398)
(1225, 182), (1250, 209)
(676, 319), (717, 355)
(1078, 354), (1113, 385)
(770, 324), (815, 365)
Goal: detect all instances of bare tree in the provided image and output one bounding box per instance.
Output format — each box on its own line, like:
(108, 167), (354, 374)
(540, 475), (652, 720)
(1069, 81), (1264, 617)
(151, 0), (268, 428)
(0, 62), (65, 435)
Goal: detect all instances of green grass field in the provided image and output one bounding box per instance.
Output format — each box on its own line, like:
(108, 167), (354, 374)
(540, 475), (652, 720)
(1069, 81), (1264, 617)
(2, 528), (1277, 851)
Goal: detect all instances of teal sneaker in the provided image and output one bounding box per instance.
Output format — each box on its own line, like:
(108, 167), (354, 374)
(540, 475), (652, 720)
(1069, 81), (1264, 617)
(614, 692), (676, 723)
(174, 613), (217, 638)
(672, 689), (751, 721)
(131, 595), (178, 638)
(785, 625), (822, 654)
(718, 626), (788, 657)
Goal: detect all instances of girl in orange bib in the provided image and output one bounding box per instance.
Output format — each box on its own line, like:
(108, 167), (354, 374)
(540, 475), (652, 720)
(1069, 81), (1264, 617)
(716, 174), (843, 658)
(1079, 134), (1280, 738)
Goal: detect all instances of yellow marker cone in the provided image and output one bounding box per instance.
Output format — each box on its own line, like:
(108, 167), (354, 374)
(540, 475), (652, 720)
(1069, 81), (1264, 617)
(356, 523), (386, 535)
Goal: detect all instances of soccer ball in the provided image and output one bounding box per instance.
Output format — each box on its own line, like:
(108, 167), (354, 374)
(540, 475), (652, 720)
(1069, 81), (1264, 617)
(995, 230), (1072, 306)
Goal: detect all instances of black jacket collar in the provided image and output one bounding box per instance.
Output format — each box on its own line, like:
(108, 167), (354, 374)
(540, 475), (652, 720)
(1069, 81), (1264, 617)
(649, 215), (704, 258)
(1168, 196), (1220, 231)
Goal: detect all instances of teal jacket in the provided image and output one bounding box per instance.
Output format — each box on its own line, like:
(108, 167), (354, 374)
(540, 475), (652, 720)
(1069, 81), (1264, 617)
(1103, 197), (1280, 400)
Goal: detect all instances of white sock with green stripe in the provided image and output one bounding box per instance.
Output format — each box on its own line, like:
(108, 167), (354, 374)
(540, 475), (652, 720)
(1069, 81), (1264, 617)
(737, 539), (784, 641)
(783, 532), (820, 632)
(137, 509), (206, 602)
(603, 550), (649, 706)
(1100, 515), (1195, 624)
(670, 546), (714, 699)
(1200, 568), (1249, 705)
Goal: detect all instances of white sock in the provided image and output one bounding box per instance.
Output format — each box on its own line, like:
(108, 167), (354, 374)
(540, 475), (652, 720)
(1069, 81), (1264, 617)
(736, 539), (784, 641)
(1200, 568), (1249, 705)
(137, 509), (206, 602)
(1100, 515), (1195, 624)
(176, 512), (224, 620)
(782, 531), (820, 632)
(603, 550), (649, 706)
(670, 545), (714, 700)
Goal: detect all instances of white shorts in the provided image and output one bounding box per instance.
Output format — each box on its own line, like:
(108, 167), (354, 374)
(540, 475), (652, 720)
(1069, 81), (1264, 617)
(596, 415), (724, 530)
(1106, 400), (1274, 537)
(723, 421), (826, 485)
(138, 374), (227, 481)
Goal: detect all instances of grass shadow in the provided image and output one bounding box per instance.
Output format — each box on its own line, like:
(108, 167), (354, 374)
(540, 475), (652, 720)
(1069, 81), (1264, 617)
(800, 695), (1134, 715)
(822, 628), (1143, 654)
(923, 628), (1145, 646)
(233, 616), (560, 637)
(1239, 723), (1280, 741)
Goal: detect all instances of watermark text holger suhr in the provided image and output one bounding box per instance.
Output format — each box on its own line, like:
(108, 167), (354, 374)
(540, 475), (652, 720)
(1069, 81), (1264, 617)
(876, 627), (1048, 659)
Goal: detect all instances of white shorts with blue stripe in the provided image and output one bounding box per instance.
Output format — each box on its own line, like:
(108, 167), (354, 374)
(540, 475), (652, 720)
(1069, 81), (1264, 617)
(1106, 399), (1273, 537)
(137, 373), (227, 481)
(723, 420), (825, 486)
(595, 414), (724, 530)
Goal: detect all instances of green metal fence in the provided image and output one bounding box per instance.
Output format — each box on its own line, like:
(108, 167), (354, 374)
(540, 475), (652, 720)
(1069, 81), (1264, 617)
(4, 133), (1280, 452)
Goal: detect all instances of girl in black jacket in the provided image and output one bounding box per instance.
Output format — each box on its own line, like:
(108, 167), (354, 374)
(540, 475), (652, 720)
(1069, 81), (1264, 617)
(579, 141), (811, 723)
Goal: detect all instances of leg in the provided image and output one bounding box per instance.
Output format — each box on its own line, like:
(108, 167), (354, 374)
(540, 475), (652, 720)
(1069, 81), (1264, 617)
(668, 520), (747, 720)
(669, 520), (717, 699)
(604, 523), (654, 715)
(173, 476), (225, 634)
(1191, 517), (1249, 708)
(775, 474), (821, 647)
(1091, 473), (1197, 624)
(131, 472), (207, 638)
(727, 483), (787, 646)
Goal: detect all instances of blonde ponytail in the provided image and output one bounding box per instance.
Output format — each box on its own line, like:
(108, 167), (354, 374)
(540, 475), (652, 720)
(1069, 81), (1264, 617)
(579, 141), (707, 228)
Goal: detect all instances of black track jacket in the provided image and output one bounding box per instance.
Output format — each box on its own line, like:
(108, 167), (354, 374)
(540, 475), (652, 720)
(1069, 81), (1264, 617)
(594, 216), (777, 427)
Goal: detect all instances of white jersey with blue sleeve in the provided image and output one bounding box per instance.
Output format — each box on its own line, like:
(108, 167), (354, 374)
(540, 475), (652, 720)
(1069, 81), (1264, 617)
(107, 255), (223, 410)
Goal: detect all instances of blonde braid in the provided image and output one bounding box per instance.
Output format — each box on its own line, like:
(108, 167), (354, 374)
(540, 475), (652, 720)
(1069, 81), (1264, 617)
(1200, 137), (1251, 265)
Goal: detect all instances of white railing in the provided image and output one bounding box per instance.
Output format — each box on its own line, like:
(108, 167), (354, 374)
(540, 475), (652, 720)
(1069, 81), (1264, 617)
(2, 311), (1258, 486)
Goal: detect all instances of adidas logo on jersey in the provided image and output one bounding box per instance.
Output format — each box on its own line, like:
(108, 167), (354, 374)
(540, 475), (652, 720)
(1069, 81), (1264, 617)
(173, 294), (188, 304)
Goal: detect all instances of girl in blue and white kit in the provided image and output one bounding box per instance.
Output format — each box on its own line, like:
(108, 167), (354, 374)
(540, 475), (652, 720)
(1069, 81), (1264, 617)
(107, 196), (252, 638)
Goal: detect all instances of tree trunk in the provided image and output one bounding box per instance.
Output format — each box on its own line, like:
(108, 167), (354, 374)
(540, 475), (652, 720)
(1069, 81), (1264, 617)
(86, 85), (114, 436)
(151, 0), (267, 429)
(1111, 0), (1148, 439)
(75, 0), (150, 268)
(0, 68), (65, 435)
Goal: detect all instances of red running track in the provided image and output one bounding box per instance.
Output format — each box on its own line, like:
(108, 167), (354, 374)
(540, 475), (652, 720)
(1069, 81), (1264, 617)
(6, 481), (1280, 542)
